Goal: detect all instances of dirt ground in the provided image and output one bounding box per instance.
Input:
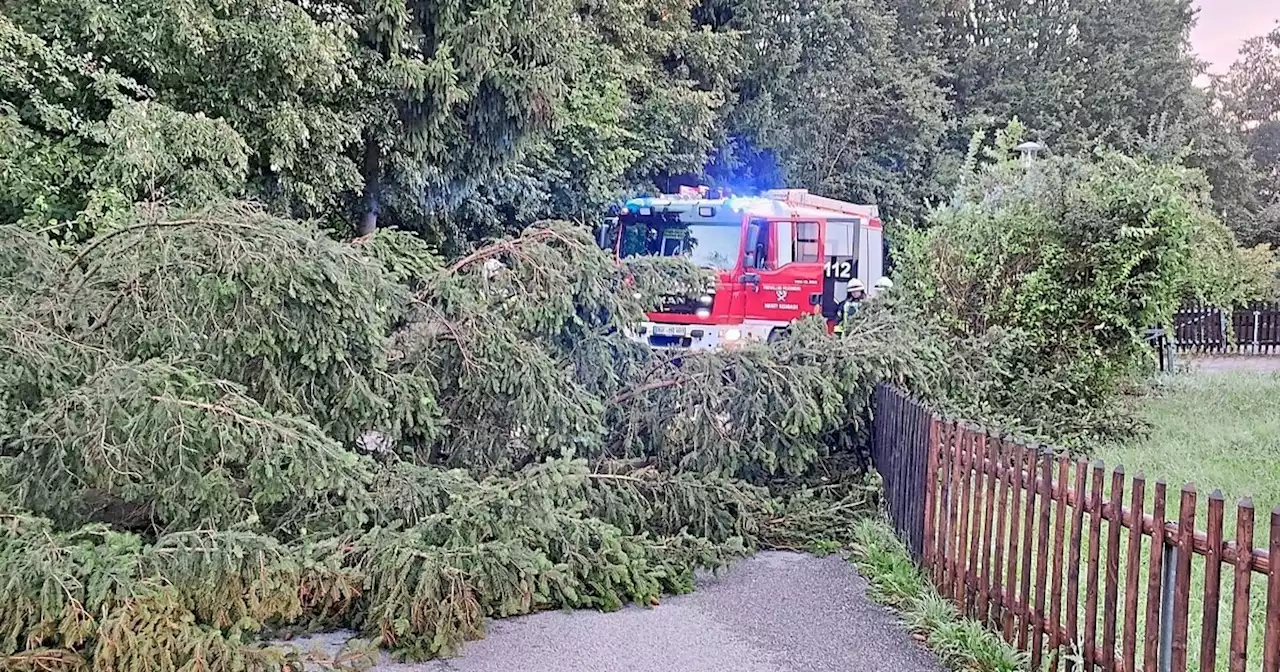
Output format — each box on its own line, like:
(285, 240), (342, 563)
(1180, 354), (1280, 374)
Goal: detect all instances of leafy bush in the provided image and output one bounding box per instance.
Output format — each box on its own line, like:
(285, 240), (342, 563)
(894, 123), (1210, 444)
(1184, 218), (1280, 306)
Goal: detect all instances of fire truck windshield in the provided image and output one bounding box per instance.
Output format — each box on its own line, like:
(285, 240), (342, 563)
(619, 221), (741, 271)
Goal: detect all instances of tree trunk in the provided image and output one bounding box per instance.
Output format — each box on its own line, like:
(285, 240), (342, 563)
(357, 132), (381, 236)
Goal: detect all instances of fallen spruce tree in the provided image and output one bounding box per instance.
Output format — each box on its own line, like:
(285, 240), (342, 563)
(0, 203), (936, 670)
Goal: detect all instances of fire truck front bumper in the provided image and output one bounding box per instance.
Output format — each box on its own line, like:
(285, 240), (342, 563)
(626, 322), (773, 350)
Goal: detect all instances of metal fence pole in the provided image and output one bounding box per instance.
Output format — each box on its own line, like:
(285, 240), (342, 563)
(1254, 310), (1261, 352)
(1159, 541), (1177, 672)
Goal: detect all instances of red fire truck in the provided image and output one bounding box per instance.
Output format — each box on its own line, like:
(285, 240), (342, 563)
(599, 187), (886, 349)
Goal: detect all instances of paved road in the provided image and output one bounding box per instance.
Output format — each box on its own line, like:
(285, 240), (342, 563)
(295, 552), (942, 672)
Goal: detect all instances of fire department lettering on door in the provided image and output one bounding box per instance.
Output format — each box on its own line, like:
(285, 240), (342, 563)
(764, 284), (800, 310)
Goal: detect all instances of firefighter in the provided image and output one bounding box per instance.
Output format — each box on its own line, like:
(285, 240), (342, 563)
(834, 279), (866, 334)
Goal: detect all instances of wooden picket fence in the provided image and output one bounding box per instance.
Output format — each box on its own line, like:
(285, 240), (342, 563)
(1172, 303), (1280, 354)
(870, 385), (1280, 672)
(870, 384), (933, 562)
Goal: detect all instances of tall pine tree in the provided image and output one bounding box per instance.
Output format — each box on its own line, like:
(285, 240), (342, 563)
(695, 0), (949, 222)
(1214, 28), (1280, 245)
(937, 0), (1199, 160)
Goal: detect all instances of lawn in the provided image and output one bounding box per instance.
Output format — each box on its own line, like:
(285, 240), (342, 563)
(1105, 369), (1280, 513)
(1093, 368), (1280, 671)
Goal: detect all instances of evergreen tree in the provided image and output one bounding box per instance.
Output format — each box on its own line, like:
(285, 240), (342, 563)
(0, 13), (250, 240)
(422, 0), (741, 251)
(936, 0), (1200, 156)
(1213, 28), (1280, 246)
(2, 0), (361, 222)
(697, 0), (949, 221)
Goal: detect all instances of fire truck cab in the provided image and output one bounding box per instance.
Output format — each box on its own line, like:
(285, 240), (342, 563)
(600, 187), (885, 349)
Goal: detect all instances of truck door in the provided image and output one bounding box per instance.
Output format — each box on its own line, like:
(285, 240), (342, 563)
(821, 217), (861, 319)
(741, 217), (826, 326)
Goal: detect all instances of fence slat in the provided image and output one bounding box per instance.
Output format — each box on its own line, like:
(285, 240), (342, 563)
(892, 391), (905, 537)
(1123, 473), (1146, 672)
(1066, 459), (1089, 672)
(937, 421), (957, 589)
(1030, 454), (1054, 668)
(914, 403), (929, 559)
(948, 421), (964, 592)
(1229, 499), (1255, 672)
(1270, 307), (1280, 349)
(1265, 308), (1273, 352)
(1265, 507), (1280, 672)
(1003, 442), (1027, 643)
(929, 416), (943, 583)
(887, 390), (900, 535)
(1235, 308), (1246, 352)
(1047, 457), (1070, 670)
(1017, 449), (1040, 650)
(1102, 467), (1126, 669)
(1172, 485), (1197, 672)
(1144, 480), (1169, 671)
(1270, 307), (1277, 351)
(947, 423), (964, 601)
(966, 430), (987, 616)
(923, 418), (940, 573)
(977, 432), (998, 624)
(1084, 462), (1105, 667)
(910, 397), (921, 549)
(1201, 490), (1225, 672)
(956, 427), (976, 608)
(991, 439), (1013, 631)
(903, 393), (914, 543)
(878, 387), (891, 523)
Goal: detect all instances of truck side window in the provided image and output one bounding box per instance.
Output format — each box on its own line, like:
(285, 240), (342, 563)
(795, 221), (820, 263)
(745, 218), (770, 269)
(775, 220), (793, 267)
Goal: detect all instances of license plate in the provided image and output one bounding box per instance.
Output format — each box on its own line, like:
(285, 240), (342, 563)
(652, 325), (685, 337)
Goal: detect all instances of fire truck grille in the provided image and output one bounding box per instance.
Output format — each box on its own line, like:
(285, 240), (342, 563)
(656, 295), (700, 314)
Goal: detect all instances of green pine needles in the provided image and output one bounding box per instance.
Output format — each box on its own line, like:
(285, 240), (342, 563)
(0, 203), (912, 670)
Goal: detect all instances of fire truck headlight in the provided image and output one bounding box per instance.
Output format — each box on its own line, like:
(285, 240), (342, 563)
(695, 308), (711, 319)
(724, 328), (743, 342)
(697, 294), (713, 306)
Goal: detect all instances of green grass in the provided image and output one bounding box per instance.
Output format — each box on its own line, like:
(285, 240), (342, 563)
(850, 518), (1030, 672)
(1108, 370), (1280, 514)
(1094, 369), (1280, 671)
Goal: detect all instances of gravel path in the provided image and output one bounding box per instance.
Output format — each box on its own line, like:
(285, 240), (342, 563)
(1183, 355), (1280, 374)
(292, 551), (942, 672)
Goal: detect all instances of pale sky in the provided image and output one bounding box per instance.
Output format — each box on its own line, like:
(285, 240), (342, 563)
(1192, 0), (1280, 74)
